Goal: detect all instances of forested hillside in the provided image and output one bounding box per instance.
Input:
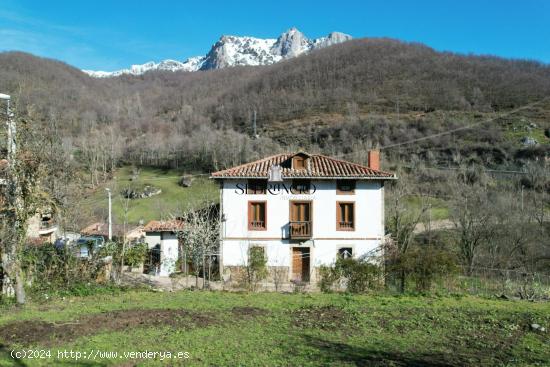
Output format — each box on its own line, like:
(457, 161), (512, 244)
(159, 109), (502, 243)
(1, 38), (550, 177)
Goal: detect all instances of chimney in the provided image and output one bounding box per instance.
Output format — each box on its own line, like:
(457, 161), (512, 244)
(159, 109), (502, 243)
(368, 150), (380, 171)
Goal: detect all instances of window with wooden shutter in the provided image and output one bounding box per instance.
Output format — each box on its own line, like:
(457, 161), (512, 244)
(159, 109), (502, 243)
(248, 201), (267, 230)
(292, 156), (306, 170)
(336, 202), (355, 231)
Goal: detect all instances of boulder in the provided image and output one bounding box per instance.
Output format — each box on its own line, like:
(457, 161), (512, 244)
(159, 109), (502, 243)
(179, 176), (194, 188)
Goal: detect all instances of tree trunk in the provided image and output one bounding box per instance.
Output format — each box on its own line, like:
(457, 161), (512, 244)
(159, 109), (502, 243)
(14, 264), (25, 305)
(400, 269), (406, 294)
(1, 242), (26, 305)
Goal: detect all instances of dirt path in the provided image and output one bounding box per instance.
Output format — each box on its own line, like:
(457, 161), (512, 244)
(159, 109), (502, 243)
(414, 219), (454, 233)
(0, 309), (218, 346)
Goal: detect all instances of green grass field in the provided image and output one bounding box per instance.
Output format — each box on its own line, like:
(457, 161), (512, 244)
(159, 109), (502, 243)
(84, 167), (218, 224)
(405, 195), (450, 221)
(0, 290), (548, 366)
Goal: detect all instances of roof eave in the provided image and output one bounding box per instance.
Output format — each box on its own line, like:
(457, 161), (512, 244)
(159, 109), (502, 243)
(210, 175), (397, 180)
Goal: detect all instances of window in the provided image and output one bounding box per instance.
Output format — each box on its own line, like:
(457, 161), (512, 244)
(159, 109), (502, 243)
(337, 202), (355, 230)
(292, 156), (306, 170)
(336, 180), (355, 194)
(248, 201), (267, 230)
(338, 247), (353, 259)
(291, 179), (311, 194)
(247, 179), (267, 195)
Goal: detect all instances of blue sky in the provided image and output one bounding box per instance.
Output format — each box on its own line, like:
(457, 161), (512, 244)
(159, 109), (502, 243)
(1, 0), (549, 71)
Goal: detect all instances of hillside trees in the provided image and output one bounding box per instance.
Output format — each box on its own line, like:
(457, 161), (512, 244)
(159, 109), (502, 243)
(385, 168), (429, 292)
(1, 39), (550, 173)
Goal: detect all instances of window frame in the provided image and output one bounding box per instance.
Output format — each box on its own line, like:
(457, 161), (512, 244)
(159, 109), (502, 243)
(337, 247), (354, 259)
(336, 201), (355, 231)
(248, 200), (267, 231)
(336, 180), (356, 195)
(292, 156), (307, 170)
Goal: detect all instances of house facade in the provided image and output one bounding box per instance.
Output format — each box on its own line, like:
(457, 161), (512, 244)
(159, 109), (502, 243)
(211, 151), (396, 284)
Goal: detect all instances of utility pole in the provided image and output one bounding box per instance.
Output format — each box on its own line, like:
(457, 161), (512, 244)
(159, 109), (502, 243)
(396, 97), (400, 123)
(252, 109), (258, 138)
(520, 184), (524, 212)
(105, 188), (112, 241)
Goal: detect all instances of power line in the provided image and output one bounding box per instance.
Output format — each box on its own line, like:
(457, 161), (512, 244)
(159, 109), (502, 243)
(378, 97), (549, 150)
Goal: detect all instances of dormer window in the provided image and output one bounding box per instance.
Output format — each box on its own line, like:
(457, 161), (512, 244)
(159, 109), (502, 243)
(291, 153), (309, 170)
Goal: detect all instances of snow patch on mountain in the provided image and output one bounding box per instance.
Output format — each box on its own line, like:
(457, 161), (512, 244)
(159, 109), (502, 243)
(83, 57), (205, 78)
(83, 28), (351, 78)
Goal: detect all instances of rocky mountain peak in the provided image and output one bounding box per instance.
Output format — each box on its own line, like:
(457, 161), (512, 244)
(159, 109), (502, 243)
(83, 28), (352, 77)
(272, 28), (311, 58)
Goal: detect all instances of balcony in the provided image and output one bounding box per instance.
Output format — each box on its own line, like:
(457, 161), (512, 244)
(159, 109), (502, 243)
(289, 221), (311, 239)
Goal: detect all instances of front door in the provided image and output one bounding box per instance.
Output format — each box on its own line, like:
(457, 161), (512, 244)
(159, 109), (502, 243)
(292, 247), (310, 282)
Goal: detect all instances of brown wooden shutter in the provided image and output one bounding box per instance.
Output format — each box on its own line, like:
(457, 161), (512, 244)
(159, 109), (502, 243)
(248, 201), (267, 230)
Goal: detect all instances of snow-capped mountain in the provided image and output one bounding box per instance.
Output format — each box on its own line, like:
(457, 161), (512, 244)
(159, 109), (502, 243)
(83, 28), (351, 77)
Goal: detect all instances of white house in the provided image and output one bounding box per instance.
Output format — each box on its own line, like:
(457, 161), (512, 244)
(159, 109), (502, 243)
(210, 150), (396, 283)
(143, 220), (184, 276)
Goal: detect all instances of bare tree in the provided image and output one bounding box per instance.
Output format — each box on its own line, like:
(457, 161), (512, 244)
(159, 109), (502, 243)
(385, 168), (429, 292)
(449, 168), (495, 275)
(176, 202), (219, 289)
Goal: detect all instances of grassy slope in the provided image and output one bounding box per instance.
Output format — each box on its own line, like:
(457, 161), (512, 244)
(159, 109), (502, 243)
(84, 167), (218, 224)
(0, 291), (548, 366)
(82, 166), (452, 228)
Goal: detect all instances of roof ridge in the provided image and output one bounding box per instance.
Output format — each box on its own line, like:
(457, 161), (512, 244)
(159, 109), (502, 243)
(211, 152), (289, 176)
(211, 151), (396, 179)
(313, 153), (395, 176)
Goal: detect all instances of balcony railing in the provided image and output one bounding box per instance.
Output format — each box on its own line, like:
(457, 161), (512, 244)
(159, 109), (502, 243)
(289, 221), (311, 239)
(338, 221), (354, 230)
(249, 220), (266, 230)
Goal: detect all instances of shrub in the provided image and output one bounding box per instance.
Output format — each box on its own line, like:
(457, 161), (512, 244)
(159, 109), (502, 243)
(21, 243), (116, 300)
(401, 246), (458, 292)
(318, 258), (382, 294)
(245, 246), (268, 291)
(125, 242), (148, 267)
(318, 265), (340, 293)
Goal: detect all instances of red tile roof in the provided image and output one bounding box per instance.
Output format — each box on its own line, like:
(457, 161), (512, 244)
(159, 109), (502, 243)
(81, 222), (111, 237)
(143, 219), (185, 232)
(81, 222), (140, 238)
(210, 152), (395, 179)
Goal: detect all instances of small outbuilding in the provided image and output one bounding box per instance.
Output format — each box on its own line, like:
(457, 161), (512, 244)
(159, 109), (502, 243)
(143, 219), (184, 276)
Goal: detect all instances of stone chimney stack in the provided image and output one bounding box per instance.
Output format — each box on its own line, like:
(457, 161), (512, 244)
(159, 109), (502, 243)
(368, 150), (380, 171)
